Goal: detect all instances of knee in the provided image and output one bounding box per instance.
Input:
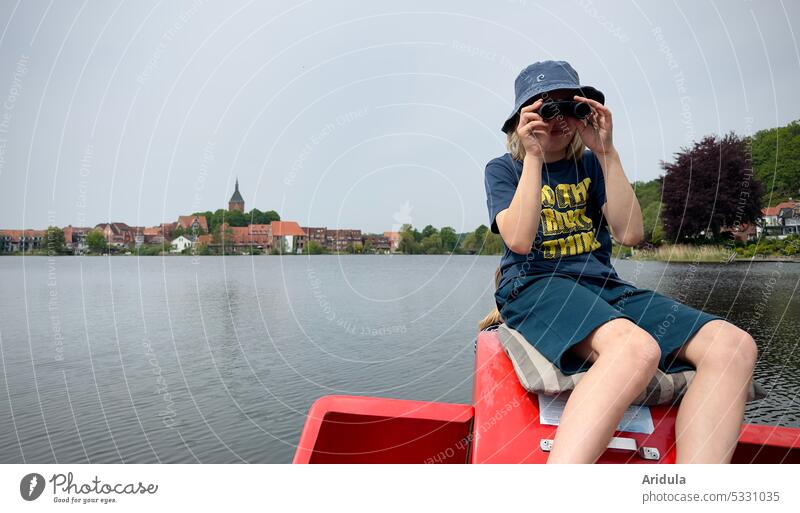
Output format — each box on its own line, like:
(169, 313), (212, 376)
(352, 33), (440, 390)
(734, 330), (758, 371)
(703, 324), (758, 373)
(623, 335), (662, 374)
(599, 319), (661, 373)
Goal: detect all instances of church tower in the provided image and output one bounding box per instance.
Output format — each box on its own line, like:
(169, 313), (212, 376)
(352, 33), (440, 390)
(229, 178), (245, 212)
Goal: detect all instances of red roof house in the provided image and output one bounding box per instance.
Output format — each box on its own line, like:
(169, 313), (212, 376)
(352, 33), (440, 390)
(271, 221), (306, 253)
(270, 221), (305, 236)
(177, 215), (209, 233)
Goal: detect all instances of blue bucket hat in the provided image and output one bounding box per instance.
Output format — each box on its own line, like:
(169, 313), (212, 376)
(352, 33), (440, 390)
(501, 60), (605, 133)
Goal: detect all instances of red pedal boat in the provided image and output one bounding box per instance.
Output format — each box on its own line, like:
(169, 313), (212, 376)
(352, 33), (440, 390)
(293, 330), (800, 464)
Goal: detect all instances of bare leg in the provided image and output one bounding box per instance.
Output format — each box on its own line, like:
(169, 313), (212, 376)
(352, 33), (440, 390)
(547, 318), (660, 463)
(673, 320), (757, 463)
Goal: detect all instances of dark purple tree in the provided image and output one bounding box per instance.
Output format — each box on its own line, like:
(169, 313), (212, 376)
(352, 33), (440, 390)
(660, 133), (763, 241)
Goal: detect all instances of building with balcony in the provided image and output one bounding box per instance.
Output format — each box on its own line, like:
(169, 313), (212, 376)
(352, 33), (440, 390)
(63, 226), (93, 253)
(0, 229), (46, 253)
(326, 229), (362, 252)
(95, 223), (136, 246)
(759, 200), (800, 238)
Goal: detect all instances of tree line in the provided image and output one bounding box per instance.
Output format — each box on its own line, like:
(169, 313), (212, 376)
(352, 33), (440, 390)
(191, 208), (281, 234)
(636, 120), (800, 245)
(397, 223), (503, 255)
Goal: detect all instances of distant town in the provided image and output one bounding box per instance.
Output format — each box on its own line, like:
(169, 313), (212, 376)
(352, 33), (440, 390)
(0, 180), (402, 256)
(2, 179), (799, 258)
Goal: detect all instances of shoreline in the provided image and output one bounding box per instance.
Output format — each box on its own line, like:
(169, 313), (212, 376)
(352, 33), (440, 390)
(3, 253), (800, 262)
(627, 256), (800, 264)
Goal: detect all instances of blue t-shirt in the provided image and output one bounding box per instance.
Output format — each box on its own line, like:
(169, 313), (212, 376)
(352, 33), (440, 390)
(484, 149), (631, 292)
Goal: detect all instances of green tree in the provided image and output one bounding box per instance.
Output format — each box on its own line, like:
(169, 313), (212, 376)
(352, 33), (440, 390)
(247, 208), (280, 225)
(198, 208), (281, 230)
(86, 230), (107, 253)
(398, 224), (420, 254)
(752, 120), (800, 203)
(421, 224), (438, 239)
(633, 179), (665, 244)
(632, 179), (662, 207)
(482, 231), (505, 255)
(265, 210), (280, 224)
(304, 240), (328, 255)
(248, 208), (265, 225)
(408, 224), (423, 243)
(212, 209), (227, 232)
(640, 201), (664, 244)
(474, 225), (489, 249)
(440, 226), (458, 252)
(44, 226), (69, 255)
(225, 209), (247, 227)
(458, 225), (503, 255)
(421, 233), (443, 254)
(459, 231), (479, 254)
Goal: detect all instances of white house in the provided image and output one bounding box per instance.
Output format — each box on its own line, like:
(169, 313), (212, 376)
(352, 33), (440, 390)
(270, 221), (307, 254)
(760, 200), (800, 238)
(171, 235), (194, 253)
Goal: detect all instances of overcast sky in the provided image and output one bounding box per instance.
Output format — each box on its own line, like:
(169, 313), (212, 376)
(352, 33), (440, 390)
(1, 0), (798, 233)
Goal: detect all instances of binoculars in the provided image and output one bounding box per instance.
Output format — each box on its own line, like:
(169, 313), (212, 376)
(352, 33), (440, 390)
(537, 100), (592, 121)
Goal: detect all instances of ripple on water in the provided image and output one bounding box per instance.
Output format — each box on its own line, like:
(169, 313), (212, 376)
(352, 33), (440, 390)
(0, 256), (797, 463)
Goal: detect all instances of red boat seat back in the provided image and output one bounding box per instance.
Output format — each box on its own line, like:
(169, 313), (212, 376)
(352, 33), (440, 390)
(293, 395), (474, 464)
(470, 330), (679, 463)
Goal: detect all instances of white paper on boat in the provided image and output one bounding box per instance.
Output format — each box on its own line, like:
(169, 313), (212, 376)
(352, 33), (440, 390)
(538, 393), (655, 435)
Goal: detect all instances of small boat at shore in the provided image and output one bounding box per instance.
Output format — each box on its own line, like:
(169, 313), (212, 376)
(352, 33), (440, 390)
(293, 329), (800, 464)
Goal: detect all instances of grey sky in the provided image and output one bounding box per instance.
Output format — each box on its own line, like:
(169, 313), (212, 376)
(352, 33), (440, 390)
(0, 0), (798, 233)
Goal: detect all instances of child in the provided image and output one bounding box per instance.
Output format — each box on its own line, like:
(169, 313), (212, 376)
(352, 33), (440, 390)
(484, 60), (758, 463)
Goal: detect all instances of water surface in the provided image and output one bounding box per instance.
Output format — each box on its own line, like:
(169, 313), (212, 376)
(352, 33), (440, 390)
(0, 255), (797, 463)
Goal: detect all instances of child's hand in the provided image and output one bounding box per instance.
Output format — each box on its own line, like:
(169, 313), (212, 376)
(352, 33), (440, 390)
(516, 99), (550, 158)
(573, 95), (615, 156)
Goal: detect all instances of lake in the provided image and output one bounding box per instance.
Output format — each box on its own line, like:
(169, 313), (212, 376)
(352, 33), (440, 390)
(0, 255), (797, 463)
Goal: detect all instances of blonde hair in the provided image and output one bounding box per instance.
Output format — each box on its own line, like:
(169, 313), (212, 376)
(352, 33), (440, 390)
(481, 125), (585, 332)
(478, 307), (503, 331)
(477, 266), (504, 331)
(506, 125), (585, 163)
